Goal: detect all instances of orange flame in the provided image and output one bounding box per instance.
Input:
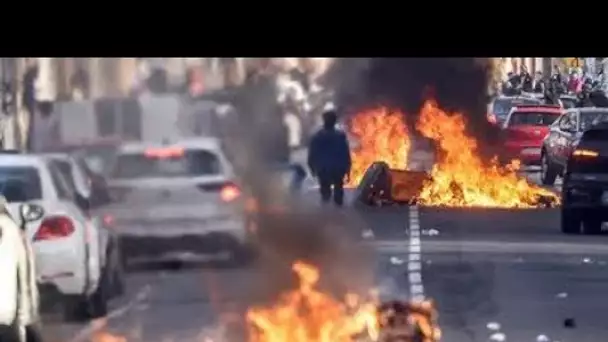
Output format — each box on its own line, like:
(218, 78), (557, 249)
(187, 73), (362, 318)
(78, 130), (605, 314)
(347, 108), (410, 187)
(246, 261), (380, 342)
(345, 100), (560, 208)
(415, 100), (560, 208)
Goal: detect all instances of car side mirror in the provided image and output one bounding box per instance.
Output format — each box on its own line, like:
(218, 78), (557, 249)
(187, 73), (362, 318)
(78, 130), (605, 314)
(19, 203), (44, 227)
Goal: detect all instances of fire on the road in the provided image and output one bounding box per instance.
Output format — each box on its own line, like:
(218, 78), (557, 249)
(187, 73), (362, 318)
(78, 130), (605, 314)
(246, 261), (441, 342)
(347, 99), (560, 208)
(346, 108), (411, 188)
(246, 261), (380, 342)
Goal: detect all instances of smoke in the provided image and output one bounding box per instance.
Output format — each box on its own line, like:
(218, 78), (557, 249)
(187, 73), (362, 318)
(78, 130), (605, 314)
(220, 73), (375, 311)
(325, 57), (505, 160)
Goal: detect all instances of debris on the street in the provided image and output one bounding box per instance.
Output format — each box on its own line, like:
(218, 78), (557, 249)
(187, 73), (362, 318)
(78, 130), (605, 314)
(389, 256), (405, 265)
(422, 229), (440, 236)
(489, 332), (506, 341)
(536, 334), (550, 342)
(564, 318), (576, 328)
(362, 229), (375, 239)
(486, 322), (501, 331)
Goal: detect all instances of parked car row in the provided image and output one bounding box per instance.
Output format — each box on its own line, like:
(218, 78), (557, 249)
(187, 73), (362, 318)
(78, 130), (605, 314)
(496, 102), (608, 169)
(0, 147), (124, 342)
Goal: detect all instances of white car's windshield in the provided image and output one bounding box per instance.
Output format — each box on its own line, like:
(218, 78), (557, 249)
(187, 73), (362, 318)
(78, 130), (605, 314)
(111, 148), (222, 179)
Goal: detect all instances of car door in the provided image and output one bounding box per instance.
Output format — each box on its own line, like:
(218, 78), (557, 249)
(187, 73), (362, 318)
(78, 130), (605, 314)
(562, 111), (580, 161)
(47, 163), (102, 292)
(555, 111), (578, 166)
(545, 114), (566, 161)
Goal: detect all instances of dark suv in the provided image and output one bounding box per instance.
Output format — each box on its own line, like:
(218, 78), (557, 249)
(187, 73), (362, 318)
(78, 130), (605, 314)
(561, 122), (608, 234)
(541, 107), (608, 185)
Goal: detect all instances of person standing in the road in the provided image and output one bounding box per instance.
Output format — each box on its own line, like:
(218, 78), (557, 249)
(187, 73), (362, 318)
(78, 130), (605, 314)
(307, 110), (351, 207)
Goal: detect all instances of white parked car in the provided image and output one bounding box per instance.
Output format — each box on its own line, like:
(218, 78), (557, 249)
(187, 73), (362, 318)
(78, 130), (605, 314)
(0, 153), (122, 322)
(0, 195), (43, 342)
(104, 137), (251, 266)
(43, 152), (124, 294)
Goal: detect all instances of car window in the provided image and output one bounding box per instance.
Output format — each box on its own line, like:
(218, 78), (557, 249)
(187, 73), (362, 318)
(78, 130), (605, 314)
(111, 148), (223, 179)
(0, 167), (43, 202)
(581, 129), (608, 142)
(562, 112), (578, 131)
(47, 163), (75, 201)
(560, 97), (577, 109)
(80, 146), (118, 176)
(493, 98), (541, 118)
(53, 160), (77, 192)
(580, 111), (608, 131)
(509, 111), (560, 126)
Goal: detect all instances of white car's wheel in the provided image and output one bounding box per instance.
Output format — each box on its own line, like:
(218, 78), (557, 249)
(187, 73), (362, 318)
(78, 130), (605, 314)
(63, 263), (109, 322)
(108, 241), (125, 298)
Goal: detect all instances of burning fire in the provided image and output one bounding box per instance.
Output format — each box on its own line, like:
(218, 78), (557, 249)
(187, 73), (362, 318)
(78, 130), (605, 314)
(346, 99), (560, 208)
(347, 108), (411, 187)
(416, 100), (559, 208)
(246, 261), (380, 342)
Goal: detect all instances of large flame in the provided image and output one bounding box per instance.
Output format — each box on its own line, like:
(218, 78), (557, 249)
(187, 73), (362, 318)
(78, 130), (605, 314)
(345, 100), (560, 208)
(246, 261), (380, 342)
(347, 108), (411, 187)
(415, 100), (560, 208)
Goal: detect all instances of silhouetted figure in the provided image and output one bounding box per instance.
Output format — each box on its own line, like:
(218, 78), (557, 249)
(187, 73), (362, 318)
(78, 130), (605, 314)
(307, 110), (351, 206)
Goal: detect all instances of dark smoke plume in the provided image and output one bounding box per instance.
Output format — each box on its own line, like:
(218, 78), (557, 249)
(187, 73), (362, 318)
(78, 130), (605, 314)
(324, 57), (505, 160)
(217, 71), (376, 327)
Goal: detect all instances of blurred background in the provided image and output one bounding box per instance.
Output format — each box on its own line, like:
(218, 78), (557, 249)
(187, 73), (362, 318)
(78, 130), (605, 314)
(0, 57), (604, 156)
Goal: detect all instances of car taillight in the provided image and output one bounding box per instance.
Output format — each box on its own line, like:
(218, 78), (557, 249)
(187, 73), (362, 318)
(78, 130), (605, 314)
(34, 216), (75, 241)
(573, 149), (599, 158)
(220, 184), (241, 202)
(102, 214), (115, 227)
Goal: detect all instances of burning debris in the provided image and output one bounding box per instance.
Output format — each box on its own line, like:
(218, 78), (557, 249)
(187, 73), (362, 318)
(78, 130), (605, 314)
(246, 261), (441, 342)
(348, 100), (561, 209)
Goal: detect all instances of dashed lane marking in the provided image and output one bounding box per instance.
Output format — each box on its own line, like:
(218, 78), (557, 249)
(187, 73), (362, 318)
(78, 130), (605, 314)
(407, 206), (425, 302)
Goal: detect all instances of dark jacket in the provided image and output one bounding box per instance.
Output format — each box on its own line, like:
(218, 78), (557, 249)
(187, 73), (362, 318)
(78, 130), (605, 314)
(521, 73), (534, 92)
(533, 79), (545, 93)
(307, 127), (351, 177)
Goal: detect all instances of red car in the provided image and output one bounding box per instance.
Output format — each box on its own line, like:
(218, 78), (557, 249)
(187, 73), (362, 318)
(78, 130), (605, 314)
(502, 104), (564, 165)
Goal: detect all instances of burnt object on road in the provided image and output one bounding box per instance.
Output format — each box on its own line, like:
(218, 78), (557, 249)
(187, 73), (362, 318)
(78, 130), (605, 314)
(377, 299), (441, 342)
(353, 161), (429, 206)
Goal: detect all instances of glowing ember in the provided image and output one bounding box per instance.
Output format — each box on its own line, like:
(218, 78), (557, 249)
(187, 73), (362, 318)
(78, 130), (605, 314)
(246, 261), (380, 342)
(347, 108), (411, 187)
(415, 100), (560, 208)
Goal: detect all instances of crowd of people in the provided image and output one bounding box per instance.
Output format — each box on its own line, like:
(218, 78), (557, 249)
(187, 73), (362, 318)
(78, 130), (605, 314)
(500, 65), (608, 107)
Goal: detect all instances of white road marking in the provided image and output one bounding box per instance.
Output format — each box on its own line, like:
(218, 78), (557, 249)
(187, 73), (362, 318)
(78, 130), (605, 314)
(407, 206), (425, 302)
(373, 240), (608, 255)
(68, 284), (152, 342)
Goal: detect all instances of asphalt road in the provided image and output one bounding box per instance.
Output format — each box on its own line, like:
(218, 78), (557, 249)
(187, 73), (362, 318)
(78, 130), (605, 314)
(41, 169), (608, 342)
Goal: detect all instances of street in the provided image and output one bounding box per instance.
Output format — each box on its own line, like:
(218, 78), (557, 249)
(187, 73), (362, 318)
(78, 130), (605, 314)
(41, 170), (608, 342)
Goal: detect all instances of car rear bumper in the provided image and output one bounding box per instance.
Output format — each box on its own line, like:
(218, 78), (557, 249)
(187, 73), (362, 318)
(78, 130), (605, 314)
(563, 182), (608, 217)
(117, 219), (248, 261)
(504, 145), (542, 164)
(34, 238), (88, 296)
